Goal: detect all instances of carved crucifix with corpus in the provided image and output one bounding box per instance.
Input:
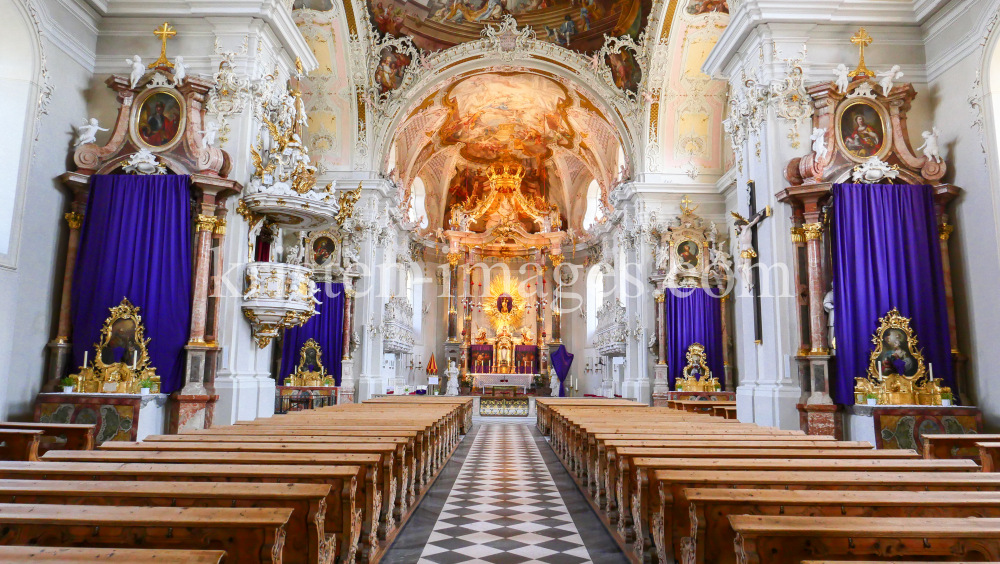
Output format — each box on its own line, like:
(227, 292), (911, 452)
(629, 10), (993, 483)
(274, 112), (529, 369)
(732, 180), (771, 343)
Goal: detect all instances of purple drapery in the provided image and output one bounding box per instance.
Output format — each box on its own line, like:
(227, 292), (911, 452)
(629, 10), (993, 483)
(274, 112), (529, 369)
(831, 184), (954, 404)
(514, 345), (539, 374)
(470, 344), (493, 373)
(664, 288), (725, 389)
(71, 175), (192, 394)
(551, 344), (573, 396)
(279, 282), (345, 385)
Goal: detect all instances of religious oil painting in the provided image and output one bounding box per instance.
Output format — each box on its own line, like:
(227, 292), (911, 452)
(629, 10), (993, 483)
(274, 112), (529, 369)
(838, 99), (886, 160)
(676, 240), (700, 268)
(101, 318), (139, 366)
(375, 46), (411, 94)
(312, 236), (336, 266)
(364, 0), (651, 54)
(875, 328), (918, 377)
(686, 0), (728, 14)
(605, 49), (642, 93)
(134, 89), (184, 150)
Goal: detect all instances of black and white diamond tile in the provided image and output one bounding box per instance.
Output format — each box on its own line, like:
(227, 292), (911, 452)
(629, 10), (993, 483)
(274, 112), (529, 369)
(418, 424), (592, 564)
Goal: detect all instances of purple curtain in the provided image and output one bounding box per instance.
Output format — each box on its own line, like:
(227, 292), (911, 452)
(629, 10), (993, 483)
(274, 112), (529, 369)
(514, 345), (539, 374)
(470, 344), (493, 373)
(71, 175), (192, 394)
(831, 184), (954, 404)
(279, 282), (345, 385)
(551, 344), (573, 396)
(664, 287), (725, 389)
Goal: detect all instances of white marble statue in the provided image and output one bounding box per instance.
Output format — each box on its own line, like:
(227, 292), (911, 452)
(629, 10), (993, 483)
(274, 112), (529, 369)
(127, 55), (145, 89)
(833, 64), (850, 94)
(732, 209), (769, 293)
(173, 56), (186, 86)
(343, 244), (360, 272)
(244, 264), (262, 300)
(305, 277), (322, 307)
(877, 65), (904, 96)
(287, 269), (306, 302)
(810, 127), (828, 160)
(549, 368), (560, 397)
(445, 360), (460, 396)
(285, 244), (303, 266)
(917, 127), (942, 163)
(200, 122), (220, 149)
(823, 287), (835, 350)
(271, 226), (284, 262)
(74, 118), (108, 147)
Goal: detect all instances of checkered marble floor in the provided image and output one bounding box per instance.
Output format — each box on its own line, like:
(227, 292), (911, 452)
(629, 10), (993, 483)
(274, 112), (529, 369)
(417, 423), (592, 564)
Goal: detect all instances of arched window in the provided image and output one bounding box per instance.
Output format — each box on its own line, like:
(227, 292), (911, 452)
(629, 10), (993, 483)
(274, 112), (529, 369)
(409, 176), (429, 229)
(586, 264), (605, 340)
(582, 179), (601, 230)
(0, 0), (41, 265)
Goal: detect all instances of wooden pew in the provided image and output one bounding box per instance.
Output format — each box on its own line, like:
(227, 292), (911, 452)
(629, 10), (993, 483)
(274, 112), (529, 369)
(0, 479), (333, 564)
(645, 470), (1000, 564)
(0, 546), (227, 563)
(685, 489), (1000, 564)
(0, 430), (42, 461)
(978, 441), (1000, 472)
(0, 503), (291, 564)
(0, 422), (94, 451)
(729, 516), (1000, 564)
(923, 433), (1000, 460)
(0, 462), (361, 564)
(41, 448), (397, 544)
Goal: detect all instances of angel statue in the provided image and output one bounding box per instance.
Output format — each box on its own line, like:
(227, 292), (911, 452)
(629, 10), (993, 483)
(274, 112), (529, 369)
(877, 65), (904, 96)
(549, 368), (560, 397)
(126, 55), (145, 89)
(173, 56), (187, 86)
(810, 127), (828, 160)
(74, 118), (108, 147)
(731, 206), (770, 293)
(832, 63), (850, 94)
(917, 127), (942, 163)
(200, 122), (220, 149)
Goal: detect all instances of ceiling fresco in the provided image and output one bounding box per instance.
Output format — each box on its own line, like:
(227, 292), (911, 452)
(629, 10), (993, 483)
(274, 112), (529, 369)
(367, 0), (651, 53)
(391, 71), (622, 233)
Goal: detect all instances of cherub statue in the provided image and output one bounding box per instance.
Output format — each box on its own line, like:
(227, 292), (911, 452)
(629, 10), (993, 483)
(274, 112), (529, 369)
(549, 368), (560, 397)
(305, 278), (323, 307)
(285, 244), (303, 266)
(810, 127), (828, 160)
(877, 65), (904, 97)
(244, 264), (262, 300)
(126, 55), (145, 89)
(74, 118), (108, 147)
(173, 56), (187, 86)
(833, 63), (850, 94)
(287, 269), (306, 302)
(520, 326), (534, 344)
(445, 360), (460, 396)
(271, 226), (284, 262)
(200, 122), (220, 149)
(731, 207), (770, 292)
(916, 127), (942, 163)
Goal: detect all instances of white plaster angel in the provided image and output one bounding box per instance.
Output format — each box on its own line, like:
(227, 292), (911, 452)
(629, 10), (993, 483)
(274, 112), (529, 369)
(549, 368), (560, 397)
(810, 127), (828, 160)
(244, 264), (262, 300)
(74, 118), (108, 147)
(271, 226), (284, 262)
(173, 56), (187, 86)
(284, 244), (304, 266)
(127, 55), (145, 89)
(833, 64), (850, 94)
(342, 244), (361, 272)
(287, 269), (307, 302)
(200, 122), (220, 149)
(917, 127), (943, 163)
(877, 65), (904, 97)
(445, 360), (460, 396)
(305, 277), (323, 307)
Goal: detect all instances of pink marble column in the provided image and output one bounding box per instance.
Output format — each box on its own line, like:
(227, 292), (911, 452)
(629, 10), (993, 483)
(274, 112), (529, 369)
(188, 215), (217, 344)
(655, 292), (666, 365)
(343, 289), (355, 360)
(803, 222), (828, 354)
(55, 212), (85, 341)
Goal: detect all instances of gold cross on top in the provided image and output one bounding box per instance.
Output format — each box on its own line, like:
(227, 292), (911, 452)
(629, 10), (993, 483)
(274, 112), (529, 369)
(680, 194), (699, 213)
(848, 27), (873, 78)
(148, 22), (177, 69)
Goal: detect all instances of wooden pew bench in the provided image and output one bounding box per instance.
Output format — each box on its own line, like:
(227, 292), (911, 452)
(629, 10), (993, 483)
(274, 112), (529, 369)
(0, 422), (94, 452)
(0, 430), (42, 461)
(923, 433), (1000, 460)
(0, 479), (333, 564)
(645, 470), (1000, 564)
(730, 516), (1000, 564)
(978, 441), (1000, 472)
(0, 462), (362, 564)
(0, 546), (227, 563)
(685, 489), (1000, 564)
(625, 457), (978, 551)
(41, 449), (395, 551)
(0, 503), (291, 564)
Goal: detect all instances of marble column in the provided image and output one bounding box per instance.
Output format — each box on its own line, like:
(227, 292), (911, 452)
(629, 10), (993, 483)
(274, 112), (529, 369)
(802, 222), (828, 356)
(446, 252), (461, 343)
(180, 213), (217, 397)
(341, 285), (356, 403)
(550, 254), (563, 344)
(938, 222), (967, 404)
(652, 290), (669, 399)
(45, 211), (86, 391)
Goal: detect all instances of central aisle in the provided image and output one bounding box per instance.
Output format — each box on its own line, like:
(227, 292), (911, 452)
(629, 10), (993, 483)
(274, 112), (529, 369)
(384, 418), (627, 564)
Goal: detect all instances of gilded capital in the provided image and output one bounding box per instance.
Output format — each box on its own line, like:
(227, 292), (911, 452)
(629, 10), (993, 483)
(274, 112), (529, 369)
(65, 212), (85, 230)
(790, 226), (805, 243)
(940, 223), (954, 241)
(446, 252), (463, 266)
(213, 217), (227, 235)
(195, 214), (219, 232)
(549, 253), (564, 268)
(654, 292), (665, 303)
(802, 222), (824, 241)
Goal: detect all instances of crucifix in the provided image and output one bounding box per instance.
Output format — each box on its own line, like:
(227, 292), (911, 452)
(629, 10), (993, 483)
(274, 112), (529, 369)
(148, 22), (177, 69)
(731, 180), (771, 344)
(848, 27), (873, 78)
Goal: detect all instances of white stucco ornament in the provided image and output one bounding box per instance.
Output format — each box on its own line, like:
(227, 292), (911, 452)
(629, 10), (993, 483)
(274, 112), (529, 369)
(851, 156), (899, 183)
(810, 127), (828, 160)
(74, 118), (108, 147)
(122, 149), (167, 175)
(917, 127), (943, 163)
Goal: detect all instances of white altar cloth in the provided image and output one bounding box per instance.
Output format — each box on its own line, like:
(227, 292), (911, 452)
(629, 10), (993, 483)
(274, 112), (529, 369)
(472, 373), (534, 394)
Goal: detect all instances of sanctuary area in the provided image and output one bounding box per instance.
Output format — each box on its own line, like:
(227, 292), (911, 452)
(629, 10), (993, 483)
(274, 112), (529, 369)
(3, 0), (1000, 561)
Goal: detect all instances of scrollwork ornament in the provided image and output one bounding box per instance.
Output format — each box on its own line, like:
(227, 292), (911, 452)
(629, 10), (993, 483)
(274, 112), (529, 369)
(768, 46), (814, 149)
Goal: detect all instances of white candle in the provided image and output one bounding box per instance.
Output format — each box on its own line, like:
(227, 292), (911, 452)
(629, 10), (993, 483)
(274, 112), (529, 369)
(83, 351), (88, 367)
(132, 355), (137, 370)
(929, 362), (934, 380)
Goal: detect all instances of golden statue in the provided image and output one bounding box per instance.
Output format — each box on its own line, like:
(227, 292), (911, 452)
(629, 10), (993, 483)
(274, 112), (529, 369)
(675, 343), (720, 392)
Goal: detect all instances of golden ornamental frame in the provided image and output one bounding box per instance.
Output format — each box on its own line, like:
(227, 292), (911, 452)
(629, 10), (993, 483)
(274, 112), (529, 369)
(74, 297), (160, 394)
(305, 228), (342, 270)
(834, 96), (892, 164)
(866, 307), (927, 383)
(855, 307), (949, 405)
(676, 342), (719, 392)
(129, 86), (187, 153)
(286, 338), (331, 387)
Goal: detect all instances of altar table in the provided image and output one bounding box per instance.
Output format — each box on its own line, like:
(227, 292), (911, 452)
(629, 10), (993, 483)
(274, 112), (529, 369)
(844, 404), (982, 450)
(472, 373), (534, 394)
(34, 392), (169, 444)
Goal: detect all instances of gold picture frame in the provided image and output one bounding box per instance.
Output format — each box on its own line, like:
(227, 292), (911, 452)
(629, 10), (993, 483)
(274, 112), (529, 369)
(676, 342), (719, 392)
(74, 297), (160, 394)
(286, 339), (332, 387)
(130, 86), (186, 153)
(835, 96), (891, 163)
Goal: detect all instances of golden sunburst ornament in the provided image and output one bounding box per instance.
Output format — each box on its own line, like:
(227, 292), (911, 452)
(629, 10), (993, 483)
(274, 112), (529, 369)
(483, 275), (527, 332)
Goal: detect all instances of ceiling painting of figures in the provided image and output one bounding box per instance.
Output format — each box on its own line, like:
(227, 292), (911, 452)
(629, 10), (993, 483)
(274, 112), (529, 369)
(367, 0), (651, 53)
